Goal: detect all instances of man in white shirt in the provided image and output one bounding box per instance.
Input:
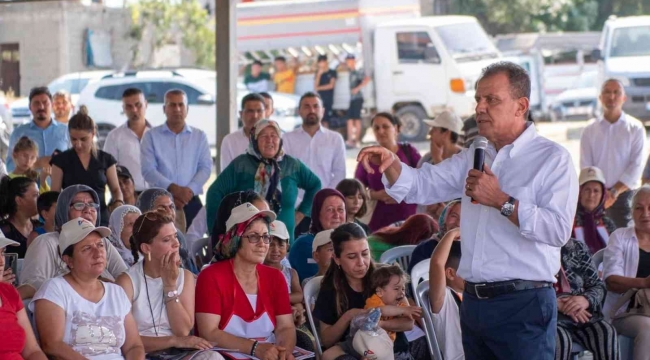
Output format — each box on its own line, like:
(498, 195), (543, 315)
(283, 92), (346, 235)
(219, 93), (266, 170)
(581, 79), (646, 228)
(358, 62), (578, 359)
(103, 88), (151, 192)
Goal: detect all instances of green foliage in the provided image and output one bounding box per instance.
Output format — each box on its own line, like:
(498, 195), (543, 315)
(128, 0), (215, 68)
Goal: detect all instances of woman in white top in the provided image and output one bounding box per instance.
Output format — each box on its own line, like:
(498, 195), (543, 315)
(31, 217), (144, 360)
(116, 211), (221, 359)
(603, 185), (650, 359)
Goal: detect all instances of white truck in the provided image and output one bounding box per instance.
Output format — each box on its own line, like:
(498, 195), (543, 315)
(237, 0), (501, 140)
(592, 16), (650, 121)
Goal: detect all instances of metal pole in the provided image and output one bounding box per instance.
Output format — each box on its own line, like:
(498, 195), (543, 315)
(215, 0), (238, 175)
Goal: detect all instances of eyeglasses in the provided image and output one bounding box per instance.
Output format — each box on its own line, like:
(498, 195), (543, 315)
(242, 234), (272, 244)
(134, 211), (161, 235)
(70, 202), (100, 211)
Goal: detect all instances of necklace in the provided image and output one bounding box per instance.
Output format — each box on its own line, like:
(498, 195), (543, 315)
(143, 260), (165, 337)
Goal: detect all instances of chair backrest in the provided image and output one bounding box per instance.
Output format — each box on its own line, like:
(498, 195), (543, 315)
(192, 237), (211, 269)
(379, 245), (417, 270)
(592, 248), (605, 271)
(416, 280), (444, 360)
(303, 276), (324, 356)
(410, 260), (430, 306)
(16, 258), (24, 284)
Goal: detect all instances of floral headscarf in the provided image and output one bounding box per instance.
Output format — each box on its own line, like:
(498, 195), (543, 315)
(214, 213), (273, 261)
(438, 199), (461, 237)
(108, 205), (141, 266)
(246, 120), (284, 212)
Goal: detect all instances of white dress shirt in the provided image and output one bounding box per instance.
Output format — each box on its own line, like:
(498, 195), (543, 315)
(580, 112), (646, 189)
(283, 125), (346, 195)
(602, 226), (640, 320)
(383, 123), (579, 283)
(220, 128), (250, 170)
(103, 122), (150, 191)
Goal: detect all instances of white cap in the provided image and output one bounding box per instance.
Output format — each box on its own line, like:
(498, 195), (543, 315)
(423, 110), (464, 134)
(225, 203), (277, 232)
(59, 218), (111, 254)
(579, 166), (606, 186)
(0, 236), (20, 249)
(312, 229), (334, 253)
(270, 220), (290, 241)
(352, 328), (395, 360)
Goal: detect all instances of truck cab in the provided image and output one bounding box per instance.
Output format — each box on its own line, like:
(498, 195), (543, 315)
(374, 16), (501, 140)
(593, 16), (650, 120)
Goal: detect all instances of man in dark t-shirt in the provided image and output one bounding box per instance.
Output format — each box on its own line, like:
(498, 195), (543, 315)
(244, 60), (271, 93)
(314, 54), (337, 125)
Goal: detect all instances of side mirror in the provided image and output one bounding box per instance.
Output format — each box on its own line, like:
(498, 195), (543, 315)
(197, 94), (215, 105)
(591, 49), (602, 61)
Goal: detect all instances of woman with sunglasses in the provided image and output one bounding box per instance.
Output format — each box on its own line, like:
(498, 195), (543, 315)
(18, 185), (128, 300)
(116, 212), (223, 360)
(137, 188), (197, 274)
(196, 203), (297, 360)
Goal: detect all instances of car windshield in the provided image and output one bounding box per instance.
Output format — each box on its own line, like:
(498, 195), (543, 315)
(575, 71), (597, 88)
(609, 26), (650, 57)
(435, 22), (499, 62)
(48, 78), (90, 94)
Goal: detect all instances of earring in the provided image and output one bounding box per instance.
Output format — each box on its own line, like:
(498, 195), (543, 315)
(338, 264), (341, 269)
(147, 253), (151, 262)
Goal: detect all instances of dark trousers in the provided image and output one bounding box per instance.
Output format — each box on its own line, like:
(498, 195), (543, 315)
(461, 287), (557, 360)
(183, 195), (203, 232)
(606, 190), (633, 229)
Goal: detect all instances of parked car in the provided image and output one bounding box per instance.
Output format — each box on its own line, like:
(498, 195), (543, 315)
(550, 70), (598, 121)
(0, 93), (11, 160)
(77, 69), (301, 150)
(10, 70), (113, 125)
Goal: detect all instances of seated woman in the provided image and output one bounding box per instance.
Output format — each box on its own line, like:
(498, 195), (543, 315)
(31, 218), (145, 359)
(0, 176), (40, 258)
(573, 167), (617, 254)
(555, 238), (618, 360)
(289, 189), (347, 283)
(315, 223), (415, 360)
(335, 179), (370, 235)
(116, 212), (221, 360)
(196, 203), (296, 360)
(18, 185), (128, 300)
(1, 236), (47, 359)
(108, 205), (141, 267)
(367, 214), (438, 261)
(136, 188), (197, 274)
(205, 120), (321, 244)
(603, 185), (650, 359)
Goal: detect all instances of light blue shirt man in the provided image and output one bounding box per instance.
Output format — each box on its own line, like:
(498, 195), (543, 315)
(140, 123), (212, 195)
(6, 119), (70, 171)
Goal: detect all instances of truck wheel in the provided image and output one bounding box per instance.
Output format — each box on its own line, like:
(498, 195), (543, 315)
(396, 105), (428, 142)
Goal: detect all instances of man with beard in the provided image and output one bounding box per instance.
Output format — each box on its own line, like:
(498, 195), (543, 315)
(103, 88), (151, 193)
(358, 62), (578, 359)
(52, 90), (73, 124)
(6, 87), (69, 171)
(141, 89), (212, 230)
(581, 79), (646, 228)
(283, 92), (346, 236)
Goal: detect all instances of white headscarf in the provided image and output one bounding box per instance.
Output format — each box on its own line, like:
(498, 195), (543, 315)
(108, 205), (141, 266)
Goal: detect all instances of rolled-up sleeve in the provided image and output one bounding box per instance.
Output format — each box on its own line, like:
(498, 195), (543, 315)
(518, 153), (578, 247)
(382, 150), (468, 205)
(619, 125), (646, 189)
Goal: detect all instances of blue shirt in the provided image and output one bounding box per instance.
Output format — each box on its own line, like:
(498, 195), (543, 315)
(289, 233), (318, 283)
(6, 119), (70, 171)
(140, 122), (212, 195)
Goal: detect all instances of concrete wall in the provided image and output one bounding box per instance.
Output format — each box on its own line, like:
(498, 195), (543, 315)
(0, 1), (134, 95)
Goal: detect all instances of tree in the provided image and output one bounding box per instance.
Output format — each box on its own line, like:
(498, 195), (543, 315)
(128, 0), (215, 68)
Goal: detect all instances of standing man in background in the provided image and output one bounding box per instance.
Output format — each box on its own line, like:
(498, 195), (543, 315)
(581, 79), (646, 228)
(103, 88), (151, 193)
(141, 89), (212, 230)
(314, 54), (337, 126)
(220, 93), (266, 170)
(345, 54), (370, 148)
(244, 60), (271, 93)
(273, 56), (297, 94)
(358, 62), (578, 359)
(52, 90), (73, 125)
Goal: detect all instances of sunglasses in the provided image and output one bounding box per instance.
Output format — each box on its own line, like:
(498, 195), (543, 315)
(134, 211), (162, 235)
(70, 202), (100, 211)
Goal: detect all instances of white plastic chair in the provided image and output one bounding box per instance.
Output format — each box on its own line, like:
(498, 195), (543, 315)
(303, 276), (324, 356)
(191, 237), (211, 269)
(410, 259), (430, 306)
(379, 245), (417, 270)
(415, 280), (444, 360)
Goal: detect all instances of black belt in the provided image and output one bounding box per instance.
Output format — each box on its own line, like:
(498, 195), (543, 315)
(465, 279), (552, 300)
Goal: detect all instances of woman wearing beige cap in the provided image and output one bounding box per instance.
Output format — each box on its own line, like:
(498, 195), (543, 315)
(0, 235), (47, 359)
(31, 218), (145, 360)
(418, 110), (464, 168)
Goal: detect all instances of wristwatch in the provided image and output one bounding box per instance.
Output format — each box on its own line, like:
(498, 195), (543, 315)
(500, 196), (516, 217)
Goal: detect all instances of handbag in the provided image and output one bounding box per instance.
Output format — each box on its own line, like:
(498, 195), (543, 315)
(610, 288), (650, 320)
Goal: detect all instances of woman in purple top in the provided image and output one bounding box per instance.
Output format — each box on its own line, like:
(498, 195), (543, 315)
(355, 112), (421, 232)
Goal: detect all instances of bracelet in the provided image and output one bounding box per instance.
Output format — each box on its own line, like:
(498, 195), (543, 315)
(250, 340), (259, 356)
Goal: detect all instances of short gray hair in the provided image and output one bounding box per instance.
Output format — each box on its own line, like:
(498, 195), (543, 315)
(479, 61), (531, 100)
(164, 89), (187, 105)
(53, 90), (72, 101)
(600, 78), (626, 94)
(631, 185), (650, 210)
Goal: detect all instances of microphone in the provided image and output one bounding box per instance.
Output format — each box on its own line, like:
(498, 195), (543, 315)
(471, 137), (488, 203)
